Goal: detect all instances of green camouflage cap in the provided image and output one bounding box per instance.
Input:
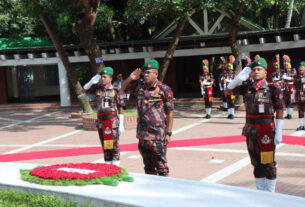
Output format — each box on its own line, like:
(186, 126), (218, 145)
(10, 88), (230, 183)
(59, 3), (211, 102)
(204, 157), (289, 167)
(99, 67), (114, 75)
(142, 59), (159, 71)
(250, 57), (267, 69)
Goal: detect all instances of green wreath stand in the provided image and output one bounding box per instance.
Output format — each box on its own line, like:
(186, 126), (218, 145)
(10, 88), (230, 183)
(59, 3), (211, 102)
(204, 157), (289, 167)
(20, 168), (134, 187)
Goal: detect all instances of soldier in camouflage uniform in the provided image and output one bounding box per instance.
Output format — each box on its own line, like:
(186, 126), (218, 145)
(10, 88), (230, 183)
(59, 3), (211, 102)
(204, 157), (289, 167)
(282, 55), (297, 119)
(294, 61), (305, 131)
(225, 57), (284, 192)
(121, 59), (174, 176)
(199, 59), (214, 118)
(83, 67), (125, 166)
(224, 55), (236, 119)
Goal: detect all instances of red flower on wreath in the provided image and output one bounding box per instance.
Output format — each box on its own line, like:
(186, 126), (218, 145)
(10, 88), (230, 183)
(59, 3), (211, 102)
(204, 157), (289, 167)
(30, 163), (121, 180)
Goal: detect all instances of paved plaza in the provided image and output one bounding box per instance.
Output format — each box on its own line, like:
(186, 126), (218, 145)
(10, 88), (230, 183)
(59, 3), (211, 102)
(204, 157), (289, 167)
(0, 102), (305, 198)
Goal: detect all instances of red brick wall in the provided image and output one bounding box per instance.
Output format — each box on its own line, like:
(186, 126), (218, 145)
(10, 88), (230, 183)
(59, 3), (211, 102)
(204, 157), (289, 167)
(0, 67), (8, 104)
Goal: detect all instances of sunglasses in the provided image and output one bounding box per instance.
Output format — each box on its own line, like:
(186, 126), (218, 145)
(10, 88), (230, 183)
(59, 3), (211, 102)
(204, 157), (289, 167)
(142, 71), (156, 75)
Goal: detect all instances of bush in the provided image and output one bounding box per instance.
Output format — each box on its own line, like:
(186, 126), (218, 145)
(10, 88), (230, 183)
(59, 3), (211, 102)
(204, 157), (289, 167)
(0, 189), (95, 207)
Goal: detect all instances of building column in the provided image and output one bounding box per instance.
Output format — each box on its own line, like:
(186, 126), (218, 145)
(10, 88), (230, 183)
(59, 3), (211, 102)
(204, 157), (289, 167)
(8, 66), (19, 99)
(57, 61), (71, 106)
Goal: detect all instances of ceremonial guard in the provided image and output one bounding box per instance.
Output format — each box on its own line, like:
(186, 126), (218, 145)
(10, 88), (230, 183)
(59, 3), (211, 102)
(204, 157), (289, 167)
(83, 67), (125, 166)
(224, 55), (236, 119)
(271, 54), (283, 89)
(219, 57), (228, 111)
(199, 59), (214, 118)
(225, 57), (284, 192)
(121, 59), (174, 176)
(282, 55), (296, 119)
(294, 61), (305, 130)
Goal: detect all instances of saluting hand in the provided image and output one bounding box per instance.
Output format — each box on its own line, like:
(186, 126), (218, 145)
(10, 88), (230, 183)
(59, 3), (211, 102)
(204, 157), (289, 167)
(130, 68), (142, 81)
(246, 56), (252, 66)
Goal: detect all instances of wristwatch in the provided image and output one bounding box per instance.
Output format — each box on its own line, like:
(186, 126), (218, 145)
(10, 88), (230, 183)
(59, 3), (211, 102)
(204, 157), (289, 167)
(166, 131), (172, 136)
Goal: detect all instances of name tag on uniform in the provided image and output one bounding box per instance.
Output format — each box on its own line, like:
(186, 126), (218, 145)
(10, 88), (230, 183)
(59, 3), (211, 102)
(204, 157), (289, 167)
(104, 101), (109, 108)
(259, 104), (265, 113)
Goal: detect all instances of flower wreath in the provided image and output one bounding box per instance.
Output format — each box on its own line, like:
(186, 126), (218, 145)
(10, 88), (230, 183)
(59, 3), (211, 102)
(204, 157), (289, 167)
(20, 163), (134, 186)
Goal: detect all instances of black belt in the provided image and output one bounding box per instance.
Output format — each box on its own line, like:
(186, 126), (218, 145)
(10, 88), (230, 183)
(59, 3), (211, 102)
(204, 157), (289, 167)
(246, 118), (274, 125)
(98, 113), (117, 121)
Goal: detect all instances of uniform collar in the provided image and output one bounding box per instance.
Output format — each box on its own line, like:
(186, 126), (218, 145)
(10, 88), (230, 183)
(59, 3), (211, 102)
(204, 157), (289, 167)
(252, 79), (267, 91)
(145, 80), (159, 89)
(101, 83), (113, 91)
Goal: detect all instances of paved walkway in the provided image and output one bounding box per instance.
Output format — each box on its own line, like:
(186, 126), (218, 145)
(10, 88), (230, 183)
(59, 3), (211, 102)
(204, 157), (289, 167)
(0, 102), (304, 198)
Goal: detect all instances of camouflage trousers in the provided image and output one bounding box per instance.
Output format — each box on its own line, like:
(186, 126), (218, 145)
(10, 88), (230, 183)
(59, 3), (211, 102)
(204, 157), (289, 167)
(138, 139), (169, 176)
(226, 95), (235, 108)
(97, 127), (120, 161)
(221, 91), (226, 102)
(204, 94), (213, 108)
(297, 101), (305, 118)
(284, 92), (294, 108)
(242, 124), (277, 179)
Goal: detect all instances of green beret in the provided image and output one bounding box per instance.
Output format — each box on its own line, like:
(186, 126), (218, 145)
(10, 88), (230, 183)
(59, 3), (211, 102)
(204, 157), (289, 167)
(142, 59), (159, 71)
(250, 57), (267, 69)
(298, 61), (305, 67)
(99, 67), (113, 75)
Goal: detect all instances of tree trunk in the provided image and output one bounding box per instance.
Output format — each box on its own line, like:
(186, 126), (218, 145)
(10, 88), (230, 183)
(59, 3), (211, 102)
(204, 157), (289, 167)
(75, 0), (104, 75)
(108, 18), (117, 41)
(229, 9), (242, 73)
(39, 14), (93, 113)
(229, 8), (243, 106)
(158, 15), (188, 82)
(285, 0), (294, 28)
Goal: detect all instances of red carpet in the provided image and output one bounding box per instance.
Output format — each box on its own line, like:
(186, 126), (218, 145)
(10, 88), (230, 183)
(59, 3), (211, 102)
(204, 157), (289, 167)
(0, 135), (304, 162)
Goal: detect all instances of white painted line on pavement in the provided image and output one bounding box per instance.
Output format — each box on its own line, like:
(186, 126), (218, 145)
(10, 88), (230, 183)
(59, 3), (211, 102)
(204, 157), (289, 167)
(92, 158), (105, 163)
(201, 145), (286, 184)
(0, 112), (58, 130)
(3, 130), (83, 154)
(277, 152), (305, 157)
(0, 144), (101, 147)
(170, 147), (305, 157)
(0, 117), (20, 122)
(128, 155), (142, 159)
(290, 130), (305, 136)
(173, 112), (227, 135)
(201, 126), (305, 183)
(170, 147), (247, 153)
(209, 159), (225, 164)
(201, 156), (251, 183)
(91, 152), (130, 163)
(199, 128), (305, 183)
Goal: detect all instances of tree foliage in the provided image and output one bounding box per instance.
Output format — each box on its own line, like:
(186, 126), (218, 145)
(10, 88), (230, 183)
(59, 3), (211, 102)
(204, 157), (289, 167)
(0, 0), (45, 38)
